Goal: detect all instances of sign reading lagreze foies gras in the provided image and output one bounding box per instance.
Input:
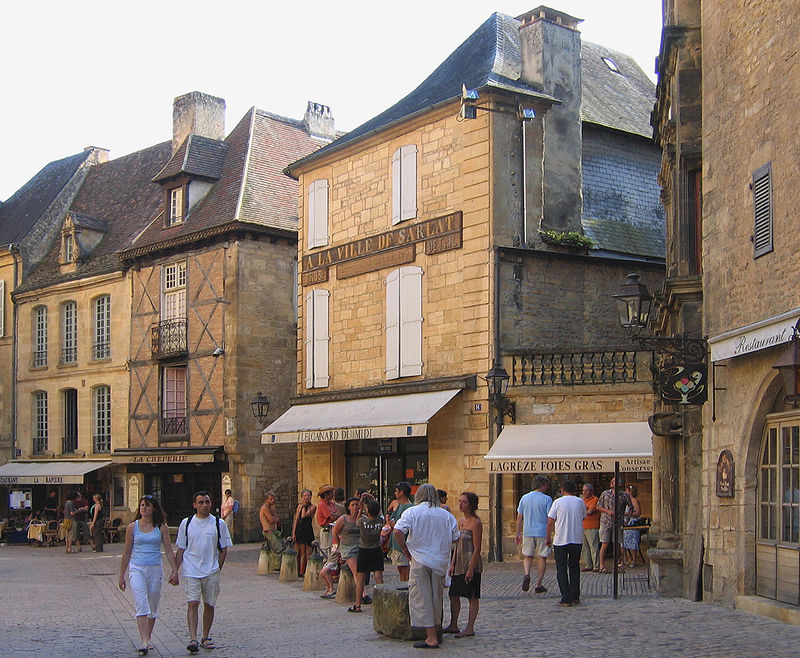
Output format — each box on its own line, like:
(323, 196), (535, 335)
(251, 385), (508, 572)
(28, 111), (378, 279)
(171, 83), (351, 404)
(486, 456), (652, 473)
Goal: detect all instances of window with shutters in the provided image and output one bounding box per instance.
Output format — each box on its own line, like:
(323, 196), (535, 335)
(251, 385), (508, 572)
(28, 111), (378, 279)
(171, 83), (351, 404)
(305, 289), (329, 388)
(61, 301), (77, 364)
(33, 306), (47, 367)
(392, 145), (417, 225)
(386, 266), (423, 379)
(168, 187), (184, 227)
(308, 179), (329, 248)
(753, 163), (773, 258)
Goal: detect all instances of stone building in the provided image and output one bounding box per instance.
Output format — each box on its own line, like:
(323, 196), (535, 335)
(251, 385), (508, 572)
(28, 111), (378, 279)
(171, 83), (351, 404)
(655, 0), (800, 619)
(0, 93), (331, 541)
(266, 7), (664, 558)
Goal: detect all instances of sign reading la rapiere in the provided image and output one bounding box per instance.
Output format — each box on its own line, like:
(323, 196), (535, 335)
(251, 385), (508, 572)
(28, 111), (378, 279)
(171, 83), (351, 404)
(302, 212), (462, 284)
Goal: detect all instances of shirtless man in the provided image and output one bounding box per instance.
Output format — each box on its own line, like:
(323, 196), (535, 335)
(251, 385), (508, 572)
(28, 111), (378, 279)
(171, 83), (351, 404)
(260, 492), (284, 554)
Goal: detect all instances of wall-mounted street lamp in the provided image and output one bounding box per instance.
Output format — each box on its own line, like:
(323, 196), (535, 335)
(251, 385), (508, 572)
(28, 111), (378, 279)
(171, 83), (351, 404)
(612, 273), (708, 405)
(484, 361), (515, 423)
(772, 324), (800, 408)
(459, 85), (537, 122)
(250, 392), (270, 424)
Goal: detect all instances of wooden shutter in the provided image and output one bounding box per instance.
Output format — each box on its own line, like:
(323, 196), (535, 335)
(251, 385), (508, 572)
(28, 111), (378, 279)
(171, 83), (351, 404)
(391, 149), (402, 225)
(400, 145), (417, 221)
(306, 289), (329, 388)
(399, 266), (423, 376)
(753, 163), (773, 258)
(385, 269), (400, 379)
(308, 179), (329, 248)
(0, 279), (4, 337)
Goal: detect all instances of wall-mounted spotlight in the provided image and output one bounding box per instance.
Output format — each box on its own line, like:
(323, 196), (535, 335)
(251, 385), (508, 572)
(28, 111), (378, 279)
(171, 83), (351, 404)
(459, 84), (536, 122)
(212, 343), (225, 357)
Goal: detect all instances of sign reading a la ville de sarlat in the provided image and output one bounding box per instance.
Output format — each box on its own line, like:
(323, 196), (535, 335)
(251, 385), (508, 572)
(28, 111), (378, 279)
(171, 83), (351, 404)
(301, 211), (463, 285)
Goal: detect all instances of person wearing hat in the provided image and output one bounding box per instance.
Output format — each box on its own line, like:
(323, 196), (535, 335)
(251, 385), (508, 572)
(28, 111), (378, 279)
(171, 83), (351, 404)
(316, 485), (340, 563)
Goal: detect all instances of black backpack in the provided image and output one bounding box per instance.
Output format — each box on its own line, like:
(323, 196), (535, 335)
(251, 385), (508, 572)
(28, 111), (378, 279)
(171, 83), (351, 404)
(184, 514), (222, 552)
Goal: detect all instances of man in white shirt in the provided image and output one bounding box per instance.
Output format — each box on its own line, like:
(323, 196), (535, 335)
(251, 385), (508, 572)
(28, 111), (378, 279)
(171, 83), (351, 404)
(545, 480), (586, 607)
(175, 491), (233, 653)
(394, 483), (460, 649)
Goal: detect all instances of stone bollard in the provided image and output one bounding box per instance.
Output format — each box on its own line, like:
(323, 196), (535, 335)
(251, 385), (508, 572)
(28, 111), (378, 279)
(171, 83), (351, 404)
(279, 547), (298, 582)
(372, 586), (426, 640)
(268, 550), (282, 574)
(335, 563), (356, 603)
(257, 547), (271, 575)
(303, 553), (325, 591)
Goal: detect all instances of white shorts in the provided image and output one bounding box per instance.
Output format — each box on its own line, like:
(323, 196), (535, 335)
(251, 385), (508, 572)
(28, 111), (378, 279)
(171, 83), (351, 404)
(522, 536), (552, 558)
(129, 564), (163, 619)
(184, 571), (221, 606)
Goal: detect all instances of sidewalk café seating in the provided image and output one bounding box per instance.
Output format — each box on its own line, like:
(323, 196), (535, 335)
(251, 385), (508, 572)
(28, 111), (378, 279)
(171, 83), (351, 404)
(104, 518), (123, 543)
(27, 521), (46, 544)
(43, 520), (62, 546)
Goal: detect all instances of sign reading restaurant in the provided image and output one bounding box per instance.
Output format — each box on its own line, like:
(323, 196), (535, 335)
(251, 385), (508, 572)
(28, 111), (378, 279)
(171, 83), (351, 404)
(0, 475), (67, 484)
(710, 310), (800, 362)
(302, 211), (462, 285)
(485, 456), (652, 474)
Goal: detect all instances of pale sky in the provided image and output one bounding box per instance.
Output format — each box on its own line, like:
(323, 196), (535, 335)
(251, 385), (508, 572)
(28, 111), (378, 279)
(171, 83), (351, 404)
(0, 1), (662, 202)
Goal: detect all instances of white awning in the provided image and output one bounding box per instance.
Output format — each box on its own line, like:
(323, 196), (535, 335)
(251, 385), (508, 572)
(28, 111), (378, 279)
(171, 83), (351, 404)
(484, 422), (652, 474)
(0, 460), (113, 485)
(262, 389), (462, 444)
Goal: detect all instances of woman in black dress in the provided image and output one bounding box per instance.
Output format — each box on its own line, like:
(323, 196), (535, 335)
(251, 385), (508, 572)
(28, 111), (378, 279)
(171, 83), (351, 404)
(292, 489), (316, 577)
(444, 492), (482, 638)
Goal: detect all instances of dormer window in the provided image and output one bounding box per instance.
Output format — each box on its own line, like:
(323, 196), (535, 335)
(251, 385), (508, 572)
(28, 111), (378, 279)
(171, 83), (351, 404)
(168, 187), (184, 226)
(62, 233), (75, 263)
(602, 57), (620, 73)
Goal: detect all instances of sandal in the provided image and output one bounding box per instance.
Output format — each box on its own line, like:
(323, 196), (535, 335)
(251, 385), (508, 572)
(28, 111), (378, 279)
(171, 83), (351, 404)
(347, 605), (362, 613)
(442, 627), (460, 634)
(320, 591), (336, 599)
(137, 648), (149, 656)
(200, 638), (215, 649)
(187, 640), (200, 654)
(455, 632), (474, 638)
(598, 567), (610, 573)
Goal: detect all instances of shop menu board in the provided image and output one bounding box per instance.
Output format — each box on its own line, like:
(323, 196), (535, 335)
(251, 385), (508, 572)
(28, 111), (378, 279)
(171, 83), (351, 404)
(9, 490), (32, 509)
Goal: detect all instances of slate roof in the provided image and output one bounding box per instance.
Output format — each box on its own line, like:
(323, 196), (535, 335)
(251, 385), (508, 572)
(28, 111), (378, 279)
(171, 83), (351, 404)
(152, 134), (229, 183)
(581, 41), (655, 139)
(583, 217), (665, 261)
(288, 11), (655, 176)
(126, 108), (323, 254)
(0, 151), (91, 245)
(17, 142), (171, 292)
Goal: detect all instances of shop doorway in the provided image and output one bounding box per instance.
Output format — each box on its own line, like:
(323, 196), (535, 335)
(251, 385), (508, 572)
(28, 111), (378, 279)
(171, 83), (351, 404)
(757, 413), (800, 605)
(346, 438), (428, 513)
(143, 471), (222, 524)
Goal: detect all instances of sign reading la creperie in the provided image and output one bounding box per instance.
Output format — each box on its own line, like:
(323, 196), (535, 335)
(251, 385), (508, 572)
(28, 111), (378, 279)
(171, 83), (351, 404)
(302, 212), (463, 285)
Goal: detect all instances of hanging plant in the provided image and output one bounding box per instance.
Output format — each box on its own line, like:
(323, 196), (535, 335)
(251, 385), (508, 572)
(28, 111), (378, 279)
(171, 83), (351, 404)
(539, 229), (597, 250)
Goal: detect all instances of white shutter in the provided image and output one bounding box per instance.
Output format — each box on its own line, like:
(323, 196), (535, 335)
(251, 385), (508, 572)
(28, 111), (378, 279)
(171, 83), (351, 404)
(305, 291), (315, 389)
(313, 289), (329, 387)
(400, 145), (417, 221)
(308, 179), (329, 248)
(391, 149), (402, 225)
(385, 269), (400, 379)
(399, 266), (423, 376)
(0, 279), (4, 337)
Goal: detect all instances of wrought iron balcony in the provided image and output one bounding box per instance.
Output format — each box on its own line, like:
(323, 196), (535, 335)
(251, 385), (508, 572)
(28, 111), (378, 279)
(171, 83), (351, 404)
(93, 434), (111, 454)
(60, 347), (77, 364)
(508, 349), (652, 387)
(93, 340), (111, 360)
(32, 350), (47, 368)
(32, 436), (48, 455)
(151, 319), (187, 358)
(160, 416), (187, 437)
(62, 433), (78, 454)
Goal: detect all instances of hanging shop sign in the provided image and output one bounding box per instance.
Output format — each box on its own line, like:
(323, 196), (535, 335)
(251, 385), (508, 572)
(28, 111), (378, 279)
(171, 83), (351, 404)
(658, 363), (708, 405)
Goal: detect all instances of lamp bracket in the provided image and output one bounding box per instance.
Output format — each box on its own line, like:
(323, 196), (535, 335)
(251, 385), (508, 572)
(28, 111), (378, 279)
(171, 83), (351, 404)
(631, 335), (708, 363)
(490, 394), (516, 423)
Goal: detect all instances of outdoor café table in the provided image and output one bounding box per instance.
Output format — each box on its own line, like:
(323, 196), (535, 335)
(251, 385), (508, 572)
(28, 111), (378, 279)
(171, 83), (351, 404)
(27, 522), (45, 543)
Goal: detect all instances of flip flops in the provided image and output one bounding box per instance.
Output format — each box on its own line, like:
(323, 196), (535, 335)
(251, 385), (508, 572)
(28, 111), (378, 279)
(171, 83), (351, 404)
(187, 640), (200, 654)
(200, 638), (215, 649)
(347, 605), (362, 613)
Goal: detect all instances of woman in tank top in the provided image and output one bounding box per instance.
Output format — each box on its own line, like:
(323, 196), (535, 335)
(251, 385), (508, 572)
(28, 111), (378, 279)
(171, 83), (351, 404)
(119, 495), (180, 655)
(443, 491), (483, 638)
(320, 497), (362, 598)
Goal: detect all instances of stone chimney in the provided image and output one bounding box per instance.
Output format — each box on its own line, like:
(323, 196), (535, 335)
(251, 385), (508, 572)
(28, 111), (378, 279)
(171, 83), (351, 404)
(172, 91), (226, 153)
(82, 146), (110, 165)
(303, 102), (336, 141)
(518, 6), (584, 235)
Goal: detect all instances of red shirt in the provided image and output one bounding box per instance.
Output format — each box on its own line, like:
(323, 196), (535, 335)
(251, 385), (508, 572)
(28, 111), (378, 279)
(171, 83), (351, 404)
(316, 499), (338, 527)
(583, 495), (600, 530)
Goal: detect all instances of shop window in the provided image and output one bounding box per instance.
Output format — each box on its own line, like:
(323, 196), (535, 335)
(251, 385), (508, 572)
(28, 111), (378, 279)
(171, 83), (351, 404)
(112, 476), (125, 508)
(61, 301), (77, 364)
(305, 289), (329, 388)
(307, 178), (329, 248)
(392, 145), (417, 224)
(32, 305), (47, 367)
(386, 266), (423, 379)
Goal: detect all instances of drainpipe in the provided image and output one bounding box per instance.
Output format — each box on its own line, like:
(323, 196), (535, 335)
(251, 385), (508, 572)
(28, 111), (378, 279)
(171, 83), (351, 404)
(491, 246), (503, 562)
(9, 245), (20, 462)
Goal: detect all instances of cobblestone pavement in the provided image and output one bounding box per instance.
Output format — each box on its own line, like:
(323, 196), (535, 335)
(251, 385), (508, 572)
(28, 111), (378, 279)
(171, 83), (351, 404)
(2, 541), (800, 657)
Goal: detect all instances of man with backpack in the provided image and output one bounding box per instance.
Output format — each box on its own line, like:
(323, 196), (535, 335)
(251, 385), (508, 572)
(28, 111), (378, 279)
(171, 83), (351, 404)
(175, 491), (233, 653)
